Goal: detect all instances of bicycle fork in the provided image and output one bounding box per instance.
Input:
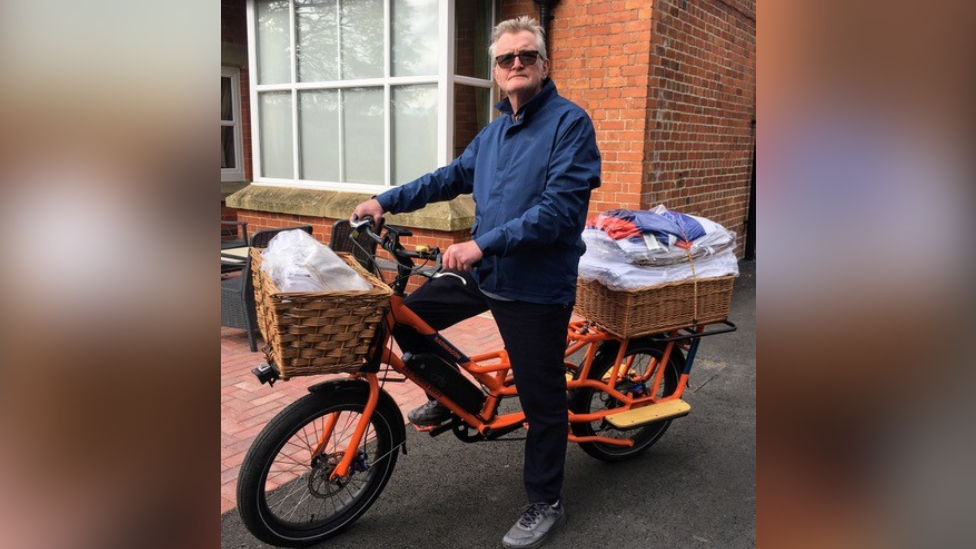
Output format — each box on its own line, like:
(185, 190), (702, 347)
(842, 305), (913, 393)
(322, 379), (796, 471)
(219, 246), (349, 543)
(306, 373), (382, 481)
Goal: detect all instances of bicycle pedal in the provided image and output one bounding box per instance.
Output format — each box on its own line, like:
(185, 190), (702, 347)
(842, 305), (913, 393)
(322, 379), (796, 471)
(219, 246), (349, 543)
(411, 420), (453, 436)
(605, 399), (691, 428)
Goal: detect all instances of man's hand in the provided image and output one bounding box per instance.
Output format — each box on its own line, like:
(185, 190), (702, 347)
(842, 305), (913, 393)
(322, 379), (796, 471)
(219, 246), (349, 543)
(351, 199), (384, 226)
(443, 241), (483, 272)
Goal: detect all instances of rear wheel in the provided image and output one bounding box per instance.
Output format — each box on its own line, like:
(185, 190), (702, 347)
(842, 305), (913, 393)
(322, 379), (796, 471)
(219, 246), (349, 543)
(237, 390), (400, 547)
(569, 339), (683, 461)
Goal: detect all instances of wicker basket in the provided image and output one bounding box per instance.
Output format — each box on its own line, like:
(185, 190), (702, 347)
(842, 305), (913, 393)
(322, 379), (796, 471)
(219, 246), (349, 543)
(575, 275), (735, 338)
(250, 249), (392, 379)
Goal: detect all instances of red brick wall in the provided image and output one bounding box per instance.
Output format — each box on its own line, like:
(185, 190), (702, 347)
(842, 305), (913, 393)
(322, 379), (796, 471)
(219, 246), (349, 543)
(236, 212), (471, 292)
(539, 0), (656, 216)
(236, 212), (466, 250)
(501, 0), (755, 249)
(644, 0), (755, 241)
(454, 84), (479, 158)
(221, 0), (247, 45)
(240, 67), (253, 181)
(221, 204), (238, 221)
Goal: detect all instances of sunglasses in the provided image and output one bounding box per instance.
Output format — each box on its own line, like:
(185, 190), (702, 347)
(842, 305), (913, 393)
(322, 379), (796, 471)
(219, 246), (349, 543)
(494, 50), (541, 69)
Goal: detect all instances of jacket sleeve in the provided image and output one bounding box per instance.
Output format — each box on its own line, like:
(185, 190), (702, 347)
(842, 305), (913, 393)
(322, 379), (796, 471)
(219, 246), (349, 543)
(474, 114), (601, 256)
(376, 134), (480, 215)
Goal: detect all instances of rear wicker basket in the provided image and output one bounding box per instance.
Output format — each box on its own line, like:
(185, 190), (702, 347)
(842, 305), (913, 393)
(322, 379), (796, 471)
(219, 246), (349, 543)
(575, 275), (735, 338)
(251, 249), (392, 379)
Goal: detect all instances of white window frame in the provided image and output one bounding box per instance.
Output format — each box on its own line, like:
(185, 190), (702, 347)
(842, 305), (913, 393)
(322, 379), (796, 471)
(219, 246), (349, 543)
(221, 66), (246, 182)
(246, 0), (496, 193)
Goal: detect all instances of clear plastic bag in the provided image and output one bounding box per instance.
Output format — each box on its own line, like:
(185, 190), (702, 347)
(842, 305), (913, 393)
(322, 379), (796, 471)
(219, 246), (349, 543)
(261, 230), (371, 293)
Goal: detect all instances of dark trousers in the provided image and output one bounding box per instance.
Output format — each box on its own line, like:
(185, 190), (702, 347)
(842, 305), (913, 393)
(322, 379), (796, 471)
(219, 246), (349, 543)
(395, 272), (572, 504)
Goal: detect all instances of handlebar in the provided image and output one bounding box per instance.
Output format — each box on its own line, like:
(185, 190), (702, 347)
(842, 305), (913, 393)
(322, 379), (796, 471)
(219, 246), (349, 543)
(351, 215), (441, 262)
(350, 215), (454, 293)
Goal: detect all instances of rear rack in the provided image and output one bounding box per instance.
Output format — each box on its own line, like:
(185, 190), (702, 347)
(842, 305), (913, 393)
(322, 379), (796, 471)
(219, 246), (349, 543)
(645, 320), (737, 343)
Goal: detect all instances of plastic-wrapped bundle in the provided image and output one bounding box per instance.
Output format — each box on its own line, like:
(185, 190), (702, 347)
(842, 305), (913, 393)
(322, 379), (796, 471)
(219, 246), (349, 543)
(578, 205), (739, 290)
(585, 205), (736, 266)
(579, 246), (739, 291)
(260, 229), (371, 293)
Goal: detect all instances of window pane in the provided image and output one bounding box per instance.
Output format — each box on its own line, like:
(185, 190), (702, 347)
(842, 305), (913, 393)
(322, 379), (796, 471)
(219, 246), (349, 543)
(340, 0), (383, 80)
(393, 85), (437, 185)
(222, 126), (237, 169)
(342, 88), (384, 184)
(453, 84), (490, 158)
(296, 0), (339, 82)
(255, 0), (292, 85)
(259, 92), (294, 178)
(299, 90), (341, 181)
(392, 0), (439, 77)
(221, 77), (234, 121)
(455, 0), (492, 79)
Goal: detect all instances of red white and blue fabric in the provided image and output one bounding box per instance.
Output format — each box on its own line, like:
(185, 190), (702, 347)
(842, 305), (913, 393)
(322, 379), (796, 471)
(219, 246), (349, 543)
(588, 208), (706, 249)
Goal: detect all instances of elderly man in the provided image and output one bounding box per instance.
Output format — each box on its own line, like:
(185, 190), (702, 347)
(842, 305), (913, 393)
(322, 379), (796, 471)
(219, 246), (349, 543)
(353, 15), (600, 549)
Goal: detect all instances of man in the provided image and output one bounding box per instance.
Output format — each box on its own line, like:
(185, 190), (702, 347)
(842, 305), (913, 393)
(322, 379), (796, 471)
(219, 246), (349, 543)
(352, 16), (600, 549)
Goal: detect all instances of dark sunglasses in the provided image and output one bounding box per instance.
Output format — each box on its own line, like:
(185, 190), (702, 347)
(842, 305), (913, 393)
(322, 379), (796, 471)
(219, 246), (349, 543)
(494, 50), (541, 69)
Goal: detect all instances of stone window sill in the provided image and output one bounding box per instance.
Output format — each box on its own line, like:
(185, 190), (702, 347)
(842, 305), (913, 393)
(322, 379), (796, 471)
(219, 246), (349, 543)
(224, 184), (474, 232)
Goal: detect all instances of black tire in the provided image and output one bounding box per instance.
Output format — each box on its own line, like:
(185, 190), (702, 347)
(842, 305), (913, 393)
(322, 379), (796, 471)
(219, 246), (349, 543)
(237, 390), (400, 547)
(569, 338), (684, 462)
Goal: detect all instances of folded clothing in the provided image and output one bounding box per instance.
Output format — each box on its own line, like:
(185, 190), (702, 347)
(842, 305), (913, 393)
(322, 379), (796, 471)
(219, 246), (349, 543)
(584, 205), (736, 266)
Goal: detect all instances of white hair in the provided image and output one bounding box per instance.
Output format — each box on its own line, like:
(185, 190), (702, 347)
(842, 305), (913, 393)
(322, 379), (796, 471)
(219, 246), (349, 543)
(488, 15), (548, 61)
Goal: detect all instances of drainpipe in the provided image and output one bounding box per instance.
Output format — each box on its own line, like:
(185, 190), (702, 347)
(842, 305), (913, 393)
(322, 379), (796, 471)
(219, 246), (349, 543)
(744, 118), (756, 261)
(532, 0), (561, 52)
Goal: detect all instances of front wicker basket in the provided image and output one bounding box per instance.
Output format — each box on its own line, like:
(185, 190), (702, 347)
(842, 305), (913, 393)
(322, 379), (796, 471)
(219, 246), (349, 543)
(251, 249), (392, 379)
(575, 275), (735, 338)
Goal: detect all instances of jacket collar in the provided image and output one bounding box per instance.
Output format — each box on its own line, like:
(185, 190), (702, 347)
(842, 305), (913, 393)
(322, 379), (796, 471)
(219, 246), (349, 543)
(495, 79), (557, 121)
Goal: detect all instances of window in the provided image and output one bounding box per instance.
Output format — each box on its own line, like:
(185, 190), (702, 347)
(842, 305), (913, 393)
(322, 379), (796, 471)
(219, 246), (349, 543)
(248, 0), (496, 191)
(222, 66), (245, 182)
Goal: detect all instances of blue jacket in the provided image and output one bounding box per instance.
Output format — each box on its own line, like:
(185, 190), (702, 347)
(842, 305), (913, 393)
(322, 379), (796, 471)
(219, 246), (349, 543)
(377, 80), (602, 305)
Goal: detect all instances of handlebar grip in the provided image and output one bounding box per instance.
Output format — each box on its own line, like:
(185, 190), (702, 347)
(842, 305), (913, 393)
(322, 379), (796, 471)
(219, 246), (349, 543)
(350, 215), (374, 229)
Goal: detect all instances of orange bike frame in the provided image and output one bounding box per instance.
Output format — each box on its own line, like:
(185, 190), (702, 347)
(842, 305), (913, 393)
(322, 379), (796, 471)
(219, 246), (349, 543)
(322, 296), (690, 477)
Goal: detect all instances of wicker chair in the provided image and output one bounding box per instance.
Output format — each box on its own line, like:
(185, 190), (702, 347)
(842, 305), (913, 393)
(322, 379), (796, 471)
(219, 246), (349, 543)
(330, 219), (437, 280)
(221, 220), (248, 249)
(221, 225), (314, 352)
(328, 219), (379, 275)
(221, 221), (249, 274)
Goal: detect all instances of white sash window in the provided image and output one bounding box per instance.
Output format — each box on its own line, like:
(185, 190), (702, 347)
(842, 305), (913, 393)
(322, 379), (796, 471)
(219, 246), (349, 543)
(248, 0), (496, 192)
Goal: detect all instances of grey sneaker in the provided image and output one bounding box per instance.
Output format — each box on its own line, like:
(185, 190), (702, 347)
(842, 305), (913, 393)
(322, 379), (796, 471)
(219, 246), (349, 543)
(501, 501), (566, 549)
(407, 400), (452, 426)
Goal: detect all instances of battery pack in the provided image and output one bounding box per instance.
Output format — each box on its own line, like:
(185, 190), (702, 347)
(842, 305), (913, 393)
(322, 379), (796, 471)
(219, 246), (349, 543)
(403, 352), (486, 415)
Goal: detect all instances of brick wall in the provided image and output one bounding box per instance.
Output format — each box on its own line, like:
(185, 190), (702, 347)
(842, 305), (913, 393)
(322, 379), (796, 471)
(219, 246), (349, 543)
(501, 0), (755, 249)
(236, 211), (467, 251)
(644, 0), (755, 241)
(536, 0), (656, 216)
(221, 204), (238, 221)
(240, 67), (253, 181)
(236, 211), (470, 291)
(221, 0), (247, 45)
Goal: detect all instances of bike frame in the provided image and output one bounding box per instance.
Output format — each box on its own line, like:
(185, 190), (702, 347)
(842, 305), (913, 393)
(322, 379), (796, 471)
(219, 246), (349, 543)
(318, 221), (733, 480)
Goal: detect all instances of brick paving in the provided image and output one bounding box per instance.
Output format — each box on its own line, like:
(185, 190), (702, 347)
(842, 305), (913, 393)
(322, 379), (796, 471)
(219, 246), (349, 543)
(219, 312), (502, 515)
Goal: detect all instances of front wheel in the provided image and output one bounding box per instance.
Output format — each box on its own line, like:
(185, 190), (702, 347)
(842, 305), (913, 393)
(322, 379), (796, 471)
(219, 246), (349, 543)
(569, 338), (684, 462)
(237, 390), (401, 547)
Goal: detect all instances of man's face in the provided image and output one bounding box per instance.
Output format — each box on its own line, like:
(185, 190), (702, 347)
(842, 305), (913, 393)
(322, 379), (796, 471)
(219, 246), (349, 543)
(492, 30), (549, 105)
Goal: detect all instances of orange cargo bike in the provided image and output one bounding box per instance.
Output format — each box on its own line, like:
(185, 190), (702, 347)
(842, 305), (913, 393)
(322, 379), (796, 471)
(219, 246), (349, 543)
(236, 218), (736, 547)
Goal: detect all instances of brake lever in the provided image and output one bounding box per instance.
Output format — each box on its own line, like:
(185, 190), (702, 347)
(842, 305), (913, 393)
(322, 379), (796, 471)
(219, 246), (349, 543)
(432, 272), (468, 285)
(422, 252), (467, 285)
(349, 215), (373, 231)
